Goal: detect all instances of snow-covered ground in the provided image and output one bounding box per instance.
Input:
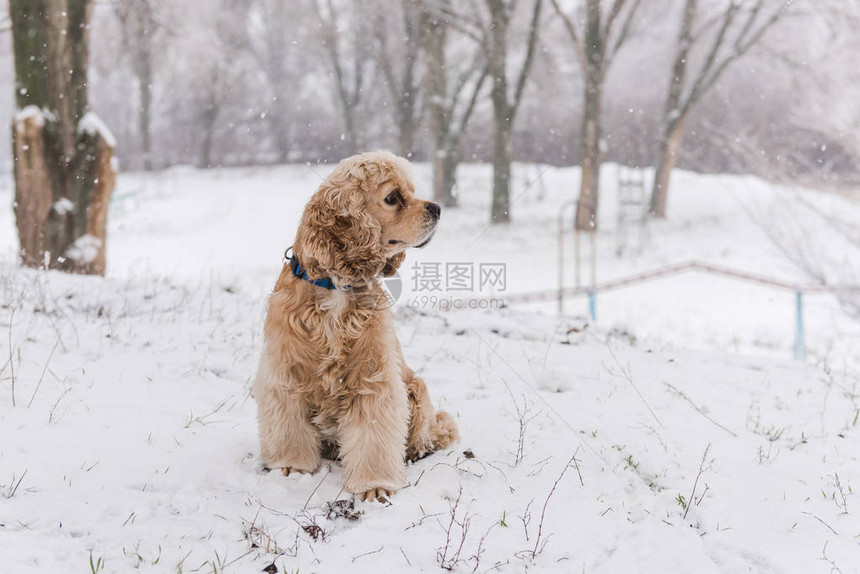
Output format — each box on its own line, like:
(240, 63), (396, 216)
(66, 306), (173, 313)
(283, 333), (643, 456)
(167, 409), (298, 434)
(0, 163), (859, 573)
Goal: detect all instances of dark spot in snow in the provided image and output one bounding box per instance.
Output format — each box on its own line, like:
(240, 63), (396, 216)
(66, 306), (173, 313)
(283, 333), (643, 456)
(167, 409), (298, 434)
(262, 563), (278, 573)
(302, 523), (324, 541)
(462, 449), (475, 459)
(326, 499), (362, 521)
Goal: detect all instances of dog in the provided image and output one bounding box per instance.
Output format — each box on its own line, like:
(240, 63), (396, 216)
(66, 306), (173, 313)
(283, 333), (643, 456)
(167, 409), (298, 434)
(253, 151), (459, 502)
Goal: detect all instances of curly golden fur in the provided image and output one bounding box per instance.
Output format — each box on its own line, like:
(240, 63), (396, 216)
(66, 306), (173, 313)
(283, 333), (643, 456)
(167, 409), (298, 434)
(253, 151), (459, 502)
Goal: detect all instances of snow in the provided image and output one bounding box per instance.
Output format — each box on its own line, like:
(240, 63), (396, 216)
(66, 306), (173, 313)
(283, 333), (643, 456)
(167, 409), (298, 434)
(53, 198), (75, 216)
(0, 163), (859, 573)
(77, 112), (118, 148)
(64, 234), (102, 265)
(13, 105), (46, 129)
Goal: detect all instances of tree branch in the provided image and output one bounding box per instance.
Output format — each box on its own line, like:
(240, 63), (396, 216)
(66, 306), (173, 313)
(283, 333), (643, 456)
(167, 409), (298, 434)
(512, 0), (543, 113)
(689, 0), (789, 112)
(679, 0), (740, 114)
(608, 0), (642, 62)
(602, 0), (627, 40)
(549, 0), (587, 70)
(455, 65), (489, 139)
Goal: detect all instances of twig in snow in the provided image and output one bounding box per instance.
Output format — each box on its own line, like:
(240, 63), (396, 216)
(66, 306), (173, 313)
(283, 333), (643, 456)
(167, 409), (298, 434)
(7, 296), (21, 406)
(405, 511), (443, 531)
(530, 450), (580, 559)
(351, 546), (383, 563)
(48, 387), (71, 424)
(28, 341), (59, 408)
(502, 378), (540, 466)
(436, 487), (472, 571)
(683, 444), (712, 520)
(468, 520), (498, 573)
(801, 511), (839, 535)
(399, 547), (412, 567)
(829, 473), (849, 515)
(516, 450), (582, 562)
(664, 382), (738, 437)
(820, 540), (843, 574)
(605, 344), (663, 428)
(2, 470), (28, 499)
(571, 448), (584, 486)
(302, 465), (331, 511)
(519, 500), (533, 542)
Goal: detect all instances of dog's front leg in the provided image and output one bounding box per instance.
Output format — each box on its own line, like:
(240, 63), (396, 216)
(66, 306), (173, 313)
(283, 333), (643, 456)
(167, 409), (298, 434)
(338, 382), (409, 502)
(253, 351), (321, 476)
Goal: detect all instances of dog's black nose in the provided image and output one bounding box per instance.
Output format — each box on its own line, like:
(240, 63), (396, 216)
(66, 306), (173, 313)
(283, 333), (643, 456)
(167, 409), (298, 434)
(426, 202), (441, 221)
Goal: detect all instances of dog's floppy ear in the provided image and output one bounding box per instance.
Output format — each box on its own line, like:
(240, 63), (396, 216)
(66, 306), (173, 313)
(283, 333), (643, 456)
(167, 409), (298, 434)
(296, 160), (387, 283)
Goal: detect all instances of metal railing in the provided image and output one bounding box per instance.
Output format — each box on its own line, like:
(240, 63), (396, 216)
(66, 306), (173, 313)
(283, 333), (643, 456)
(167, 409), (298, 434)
(485, 260), (860, 361)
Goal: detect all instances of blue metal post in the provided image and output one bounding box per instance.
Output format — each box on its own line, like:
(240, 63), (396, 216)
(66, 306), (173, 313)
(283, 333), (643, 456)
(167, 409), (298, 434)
(588, 291), (596, 322)
(794, 291), (805, 360)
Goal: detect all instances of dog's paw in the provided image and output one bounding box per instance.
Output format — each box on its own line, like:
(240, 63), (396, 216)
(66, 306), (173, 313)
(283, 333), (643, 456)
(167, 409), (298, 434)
(281, 466), (314, 477)
(358, 487), (394, 503)
(432, 410), (460, 449)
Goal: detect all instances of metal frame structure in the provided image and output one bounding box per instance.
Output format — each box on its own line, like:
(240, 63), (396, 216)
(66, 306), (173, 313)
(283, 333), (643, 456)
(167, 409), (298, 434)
(470, 259), (860, 361)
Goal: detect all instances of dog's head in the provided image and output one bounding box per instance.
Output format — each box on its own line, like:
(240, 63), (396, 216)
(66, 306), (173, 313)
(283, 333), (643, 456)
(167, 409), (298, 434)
(295, 151), (440, 285)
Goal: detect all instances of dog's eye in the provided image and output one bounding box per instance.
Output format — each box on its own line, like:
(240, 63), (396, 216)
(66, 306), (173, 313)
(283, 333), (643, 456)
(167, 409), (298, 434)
(384, 190), (404, 207)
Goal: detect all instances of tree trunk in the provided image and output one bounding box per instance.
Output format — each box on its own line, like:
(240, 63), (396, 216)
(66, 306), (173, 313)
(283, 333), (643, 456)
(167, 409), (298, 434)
(649, 118), (686, 218)
(575, 77), (603, 230)
(10, 0), (117, 275)
(343, 103), (360, 156)
(491, 120), (513, 223)
(574, 0), (604, 231)
(138, 48), (153, 171)
(396, 101), (417, 158)
(432, 145), (460, 207)
(421, 1), (458, 206)
(488, 0), (511, 224)
(649, 0), (695, 219)
(200, 107), (218, 169)
(200, 70), (220, 168)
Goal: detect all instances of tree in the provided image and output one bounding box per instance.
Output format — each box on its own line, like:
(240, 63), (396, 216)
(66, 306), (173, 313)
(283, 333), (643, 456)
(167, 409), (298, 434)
(649, 0), (790, 218)
(116, 0), (158, 171)
(484, 0), (543, 223)
(420, 0), (488, 207)
(241, 0), (299, 163)
(551, 0), (641, 230)
(375, 0), (423, 158)
(314, 0), (374, 156)
(171, 0), (250, 169)
(10, 0), (117, 275)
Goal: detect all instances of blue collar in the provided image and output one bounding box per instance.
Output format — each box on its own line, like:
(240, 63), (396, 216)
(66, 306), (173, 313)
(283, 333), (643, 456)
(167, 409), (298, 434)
(289, 254), (350, 290)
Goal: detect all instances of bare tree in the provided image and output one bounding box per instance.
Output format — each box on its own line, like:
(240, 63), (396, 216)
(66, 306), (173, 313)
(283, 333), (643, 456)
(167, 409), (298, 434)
(649, 0), (791, 218)
(375, 0), (423, 158)
(551, 0), (642, 230)
(116, 0), (158, 171)
(483, 0), (543, 223)
(241, 0), (298, 163)
(314, 0), (374, 156)
(10, 0), (117, 275)
(420, 0), (488, 207)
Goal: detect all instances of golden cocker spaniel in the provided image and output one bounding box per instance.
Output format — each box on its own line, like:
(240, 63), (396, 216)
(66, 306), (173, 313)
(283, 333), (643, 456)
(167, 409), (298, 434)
(253, 151), (459, 502)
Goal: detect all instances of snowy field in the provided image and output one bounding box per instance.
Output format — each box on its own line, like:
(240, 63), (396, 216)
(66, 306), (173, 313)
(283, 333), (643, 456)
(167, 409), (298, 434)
(1, 163), (859, 573)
